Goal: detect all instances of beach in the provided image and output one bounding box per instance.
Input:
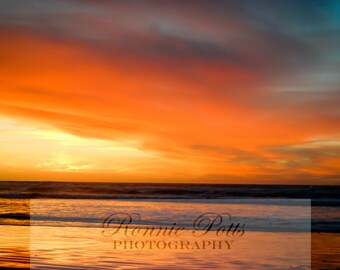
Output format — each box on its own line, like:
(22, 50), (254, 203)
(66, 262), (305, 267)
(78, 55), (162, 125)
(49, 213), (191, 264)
(0, 183), (339, 269)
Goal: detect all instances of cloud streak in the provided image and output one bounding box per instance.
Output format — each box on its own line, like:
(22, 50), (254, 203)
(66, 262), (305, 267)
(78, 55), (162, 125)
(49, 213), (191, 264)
(0, 0), (339, 183)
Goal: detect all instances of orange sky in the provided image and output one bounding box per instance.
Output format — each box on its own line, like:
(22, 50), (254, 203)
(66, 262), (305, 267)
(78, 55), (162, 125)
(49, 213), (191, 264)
(0, 1), (339, 184)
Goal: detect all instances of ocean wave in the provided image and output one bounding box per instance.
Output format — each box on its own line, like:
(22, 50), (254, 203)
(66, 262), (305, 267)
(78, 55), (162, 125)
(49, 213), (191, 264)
(0, 182), (339, 206)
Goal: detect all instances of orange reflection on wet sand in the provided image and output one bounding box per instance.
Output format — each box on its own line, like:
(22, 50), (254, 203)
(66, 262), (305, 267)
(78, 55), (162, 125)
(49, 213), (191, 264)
(28, 226), (310, 269)
(0, 225), (30, 269)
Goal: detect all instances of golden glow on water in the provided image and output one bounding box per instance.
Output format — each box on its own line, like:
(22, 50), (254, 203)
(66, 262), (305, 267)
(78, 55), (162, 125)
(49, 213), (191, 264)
(27, 198), (311, 269)
(29, 227), (310, 269)
(0, 223), (337, 269)
(0, 198), (339, 269)
(0, 226), (30, 269)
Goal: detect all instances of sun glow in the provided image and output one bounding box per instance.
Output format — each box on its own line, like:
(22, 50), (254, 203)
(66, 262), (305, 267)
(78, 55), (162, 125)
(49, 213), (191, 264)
(0, 1), (339, 184)
(0, 117), (157, 174)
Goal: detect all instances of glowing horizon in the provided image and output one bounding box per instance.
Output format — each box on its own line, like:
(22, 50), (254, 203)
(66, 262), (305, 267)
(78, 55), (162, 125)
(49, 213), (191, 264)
(0, 1), (339, 184)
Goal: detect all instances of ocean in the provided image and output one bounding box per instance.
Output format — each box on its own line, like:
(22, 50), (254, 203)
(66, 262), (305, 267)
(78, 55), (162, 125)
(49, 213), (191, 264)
(0, 182), (339, 269)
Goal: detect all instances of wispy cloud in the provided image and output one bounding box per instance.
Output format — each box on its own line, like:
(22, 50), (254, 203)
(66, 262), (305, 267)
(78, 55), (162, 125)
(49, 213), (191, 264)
(0, 0), (339, 183)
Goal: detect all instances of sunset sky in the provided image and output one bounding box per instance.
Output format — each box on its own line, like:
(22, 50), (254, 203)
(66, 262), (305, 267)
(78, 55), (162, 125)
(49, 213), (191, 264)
(0, 0), (339, 184)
